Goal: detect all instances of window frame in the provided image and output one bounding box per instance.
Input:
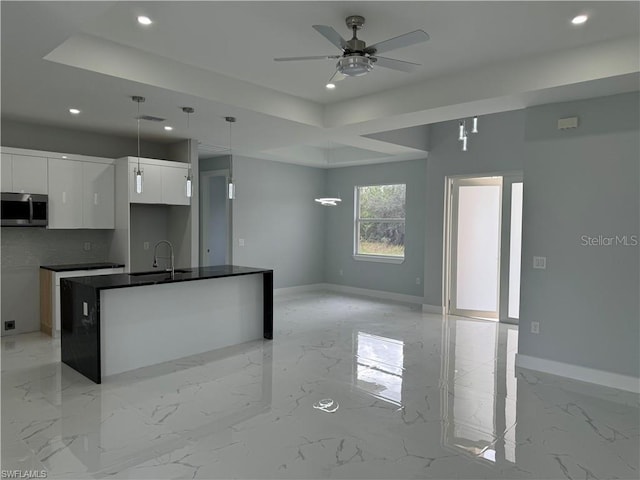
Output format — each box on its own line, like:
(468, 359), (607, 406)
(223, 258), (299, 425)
(353, 183), (406, 264)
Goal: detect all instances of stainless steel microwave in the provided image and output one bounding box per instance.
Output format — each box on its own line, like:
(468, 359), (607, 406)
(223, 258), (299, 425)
(1, 193), (48, 227)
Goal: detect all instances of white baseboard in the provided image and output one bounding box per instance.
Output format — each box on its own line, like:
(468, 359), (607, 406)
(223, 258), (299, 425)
(323, 283), (424, 305)
(422, 304), (443, 314)
(274, 283), (328, 296)
(516, 353), (640, 394)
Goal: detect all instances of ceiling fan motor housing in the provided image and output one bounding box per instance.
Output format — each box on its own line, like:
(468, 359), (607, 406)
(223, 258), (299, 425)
(337, 56), (373, 76)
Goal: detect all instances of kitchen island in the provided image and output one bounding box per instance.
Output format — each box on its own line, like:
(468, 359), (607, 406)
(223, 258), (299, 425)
(61, 265), (273, 383)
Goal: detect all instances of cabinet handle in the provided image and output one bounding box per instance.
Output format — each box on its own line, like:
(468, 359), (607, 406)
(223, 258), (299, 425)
(94, 193), (98, 205)
(28, 196), (33, 224)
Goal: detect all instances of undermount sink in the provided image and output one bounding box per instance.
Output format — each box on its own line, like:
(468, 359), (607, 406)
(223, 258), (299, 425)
(129, 269), (191, 276)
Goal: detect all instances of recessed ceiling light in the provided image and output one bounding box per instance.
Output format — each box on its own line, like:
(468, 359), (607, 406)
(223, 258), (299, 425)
(62, 156), (68, 159)
(69, 108), (81, 115)
(164, 126), (173, 131)
(571, 14), (588, 25)
(137, 15), (152, 26)
(326, 83), (336, 90)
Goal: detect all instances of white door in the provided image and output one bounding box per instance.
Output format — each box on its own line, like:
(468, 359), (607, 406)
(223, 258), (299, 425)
(450, 177), (503, 319)
(48, 158), (83, 228)
(83, 162), (114, 228)
(161, 165), (190, 205)
(12, 155), (48, 194)
(200, 171), (230, 266)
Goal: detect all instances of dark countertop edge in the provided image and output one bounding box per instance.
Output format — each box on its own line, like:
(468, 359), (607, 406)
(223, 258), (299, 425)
(61, 266), (273, 292)
(41, 263), (126, 272)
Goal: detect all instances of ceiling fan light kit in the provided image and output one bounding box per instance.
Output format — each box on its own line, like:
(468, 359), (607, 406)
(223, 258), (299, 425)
(274, 15), (429, 84)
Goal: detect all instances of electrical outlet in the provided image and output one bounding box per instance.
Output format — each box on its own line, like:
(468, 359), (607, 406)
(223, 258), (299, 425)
(339, 269), (343, 276)
(83, 242), (91, 251)
(531, 321), (540, 334)
(533, 256), (546, 269)
(416, 277), (421, 285)
(239, 238), (245, 247)
(143, 242), (149, 251)
(4, 320), (15, 331)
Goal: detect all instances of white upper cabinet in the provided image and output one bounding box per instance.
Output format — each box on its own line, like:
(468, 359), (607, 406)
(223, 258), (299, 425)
(126, 158), (190, 206)
(130, 162), (162, 204)
(48, 158), (84, 228)
(48, 158), (115, 229)
(1, 153), (48, 194)
(162, 166), (190, 206)
(1, 153), (13, 192)
(83, 162), (115, 229)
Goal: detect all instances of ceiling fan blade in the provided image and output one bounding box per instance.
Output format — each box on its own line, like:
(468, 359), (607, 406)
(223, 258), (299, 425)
(328, 69), (347, 83)
(312, 25), (348, 50)
(274, 55), (341, 62)
(365, 30), (429, 55)
(371, 56), (421, 73)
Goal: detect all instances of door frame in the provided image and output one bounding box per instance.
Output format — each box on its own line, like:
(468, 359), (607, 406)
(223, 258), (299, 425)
(443, 171), (523, 323)
(199, 169), (231, 266)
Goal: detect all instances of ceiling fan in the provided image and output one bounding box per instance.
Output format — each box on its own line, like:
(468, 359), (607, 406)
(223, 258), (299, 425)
(274, 15), (429, 84)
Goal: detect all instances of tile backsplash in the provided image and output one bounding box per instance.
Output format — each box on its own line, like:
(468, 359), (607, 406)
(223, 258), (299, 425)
(1, 228), (114, 335)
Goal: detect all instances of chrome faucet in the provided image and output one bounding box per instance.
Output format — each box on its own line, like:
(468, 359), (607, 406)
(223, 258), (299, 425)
(152, 240), (174, 277)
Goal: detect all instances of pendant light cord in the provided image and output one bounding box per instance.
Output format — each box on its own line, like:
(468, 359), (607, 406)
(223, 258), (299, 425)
(137, 102), (141, 170)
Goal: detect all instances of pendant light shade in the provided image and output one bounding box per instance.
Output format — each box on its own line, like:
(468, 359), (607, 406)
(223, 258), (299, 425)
(182, 107), (195, 198)
(132, 96), (145, 194)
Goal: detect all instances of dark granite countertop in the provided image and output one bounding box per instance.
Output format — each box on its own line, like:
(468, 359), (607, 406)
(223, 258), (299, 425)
(61, 265), (272, 291)
(40, 262), (126, 272)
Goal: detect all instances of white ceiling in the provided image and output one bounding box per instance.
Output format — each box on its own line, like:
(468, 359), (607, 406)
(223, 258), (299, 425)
(2, 1), (639, 167)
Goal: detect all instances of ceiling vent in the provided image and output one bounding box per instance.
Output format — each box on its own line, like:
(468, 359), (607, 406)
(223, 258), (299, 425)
(136, 114), (165, 122)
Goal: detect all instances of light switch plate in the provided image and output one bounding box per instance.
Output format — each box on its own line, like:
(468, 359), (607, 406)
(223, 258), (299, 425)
(533, 256), (546, 269)
(239, 238), (245, 247)
(83, 242), (91, 251)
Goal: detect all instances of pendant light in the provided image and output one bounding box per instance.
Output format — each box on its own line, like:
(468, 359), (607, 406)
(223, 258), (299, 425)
(132, 96), (145, 193)
(225, 116), (236, 200)
(182, 107), (194, 198)
(315, 142), (342, 206)
(457, 116), (479, 151)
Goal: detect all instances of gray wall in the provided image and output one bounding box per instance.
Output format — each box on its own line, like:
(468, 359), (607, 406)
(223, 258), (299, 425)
(1, 228), (113, 335)
(231, 155), (326, 288)
(325, 159), (427, 297)
(1, 118), (173, 159)
(424, 110), (525, 306)
(518, 92), (639, 377)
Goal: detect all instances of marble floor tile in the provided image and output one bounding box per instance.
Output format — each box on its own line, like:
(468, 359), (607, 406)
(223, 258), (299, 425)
(2, 291), (638, 479)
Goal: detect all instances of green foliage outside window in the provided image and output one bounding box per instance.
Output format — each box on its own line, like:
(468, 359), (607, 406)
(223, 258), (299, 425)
(356, 184), (406, 257)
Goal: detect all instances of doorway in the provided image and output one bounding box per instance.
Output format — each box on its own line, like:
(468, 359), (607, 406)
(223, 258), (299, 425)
(200, 170), (231, 266)
(445, 174), (523, 323)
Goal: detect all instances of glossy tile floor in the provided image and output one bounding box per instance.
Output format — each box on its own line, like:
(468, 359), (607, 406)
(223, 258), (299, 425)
(2, 292), (638, 479)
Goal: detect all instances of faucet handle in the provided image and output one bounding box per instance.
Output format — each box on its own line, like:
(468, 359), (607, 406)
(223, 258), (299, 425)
(152, 258), (158, 268)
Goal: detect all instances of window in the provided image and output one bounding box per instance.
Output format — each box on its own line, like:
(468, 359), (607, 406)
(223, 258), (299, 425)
(355, 184), (406, 260)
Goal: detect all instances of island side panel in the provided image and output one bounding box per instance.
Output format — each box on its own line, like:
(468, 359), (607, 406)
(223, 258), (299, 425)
(263, 271), (273, 340)
(100, 274), (264, 377)
(60, 279), (101, 384)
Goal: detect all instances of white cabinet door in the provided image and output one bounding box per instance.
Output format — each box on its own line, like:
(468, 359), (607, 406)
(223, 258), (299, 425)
(162, 166), (190, 205)
(48, 158), (83, 228)
(130, 163), (162, 204)
(12, 155), (48, 194)
(1, 153), (12, 192)
(83, 162), (114, 229)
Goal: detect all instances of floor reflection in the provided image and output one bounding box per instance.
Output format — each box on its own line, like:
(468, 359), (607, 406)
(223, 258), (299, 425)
(440, 316), (518, 466)
(354, 331), (404, 406)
